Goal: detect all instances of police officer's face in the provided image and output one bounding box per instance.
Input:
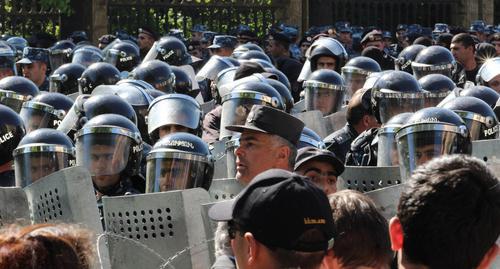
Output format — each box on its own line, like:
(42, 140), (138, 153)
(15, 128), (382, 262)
(296, 160), (337, 195)
(312, 88), (336, 116)
(90, 144), (121, 190)
(158, 159), (191, 191)
(487, 74), (500, 94)
(415, 144), (440, 166)
(30, 156), (57, 182)
(21, 62), (46, 86)
(158, 124), (190, 139)
(316, 56), (336, 71)
(138, 33), (155, 51)
(234, 131), (282, 185)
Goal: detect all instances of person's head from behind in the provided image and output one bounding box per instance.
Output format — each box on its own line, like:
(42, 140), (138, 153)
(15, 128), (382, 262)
(0, 223), (94, 269)
(209, 169), (335, 269)
(322, 190), (393, 269)
(389, 155), (500, 269)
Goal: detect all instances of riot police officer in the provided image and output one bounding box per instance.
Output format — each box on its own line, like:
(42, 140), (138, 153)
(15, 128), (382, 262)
(48, 40), (75, 71)
(0, 41), (17, 79)
(13, 128), (75, 187)
(303, 69), (346, 116)
(376, 112), (413, 166)
(20, 92), (74, 133)
(439, 96), (499, 140)
(71, 45), (103, 68)
(78, 62), (121, 94)
(170, 66), (197, 97)
(418, 74), (456, 107)
(0, 104), (25, 186)
(341, 56), (381, 103)
(75, 114), (143, 198)
(232, 43), (265, 58)
(104, 41), (141, 74)
(0, 76), (40, 112)
(394, 44), (425, 74)
(395, 107), (471, 179)
(143, 36), (191, 66)
(145, 132), (213, 193)
(131, 60), (175, 93)
(147, 94), (202, 143)
(308, 37), (347, 73)
(49, 63), (86, 95)
(16, 47), (51, 91)
(459, 85), (500, 109)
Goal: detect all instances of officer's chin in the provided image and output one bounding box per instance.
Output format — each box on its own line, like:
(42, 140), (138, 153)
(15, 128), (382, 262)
(93, 174), (120, 191)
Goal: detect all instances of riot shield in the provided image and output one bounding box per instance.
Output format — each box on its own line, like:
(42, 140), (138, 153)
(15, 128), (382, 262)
(364, 184), (407, 220)
(200, 99), (216, 115)
(324, 110), (347, 135)
(292, 110), (328, 138)
(67, 92), (80, 101)
(208, 178), (244, 202)
(471, 138), (500, 177)
(291, 99), (305, 114)
(210, 139), (229, 180)
(102, 188), (211, 269)
(200, 202), (217, 266)
(338, 166), (402, 193)
(0, 187), (30, 228)
(23, 166), (102, 234)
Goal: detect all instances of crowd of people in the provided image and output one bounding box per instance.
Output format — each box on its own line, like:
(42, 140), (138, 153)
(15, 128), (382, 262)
(0, 19), (498, 268)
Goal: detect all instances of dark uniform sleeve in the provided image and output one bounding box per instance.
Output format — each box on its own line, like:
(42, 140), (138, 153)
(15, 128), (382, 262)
(202, 105), (222, 144)
(325, 125), (355, 163)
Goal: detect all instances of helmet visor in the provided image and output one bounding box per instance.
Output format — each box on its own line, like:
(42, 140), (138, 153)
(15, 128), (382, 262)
(147, 97), (201, 136)
(195, 56), (237, 81)
(304, 83), (345, 116)
(20, 102), (65, 132)
(375, 91), (425, 124)
(76, 132), (131, 176)
(454, 111), (499, 141)
(49, 52), (68, 71)
(0, 55), (17, 76)
(411, 63), (454, 80)
(72, 48), (103, 68)
(145, 151), (210, 192)
(0, 90), (31, 113)
(342, 71), (369, 104)
(14, 150), (74, 187)
(377, 129), (400, 166)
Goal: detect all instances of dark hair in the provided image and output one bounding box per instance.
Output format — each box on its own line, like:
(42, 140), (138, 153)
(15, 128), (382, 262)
(491, 33), (500, 42)
(0, 224), (94, 269)
(328, 190), (393, 268)
(475, 43), (497, 66)
(413, 36), (432, 47)
(346, 88), (372, 125)
(451, 33), (476, 49)
(397, 154), (500, 269)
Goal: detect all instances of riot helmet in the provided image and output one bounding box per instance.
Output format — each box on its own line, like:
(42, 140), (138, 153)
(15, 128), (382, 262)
(220, 81), (284, 139)
(266, 78), (294, 113)
(418, 74), (456, 107)
(195, 56), (239, 82)
(0, 104), (25, 168)
(236, 50), (272, 64)
(439, 96), (499, 140)
(71, 45), (103, 68)
(459, 85), (500, 109)
(146, 88), (167, 99)
(49, 40), (75, 71)
(395, 107), (471, 179)
(131, 60), (175, 93)
(264, 67), (291, 90)
(240, 58), (274, 69)
(78, 62), (121, 94)
(476, 57), (500, 93)
(83, 94), (137, 125)
(144, 36), (191, 66)
(0, 41), (17, 78)
(341, 56), (381, 103)
(20, 92), (74, 132)
(6, 37), (27, 61)
(298, 127), (326, 149)
(147, 94), (202, 142)
(75, 114), (143, 194)
(298, 37), (347, 82)
(371, 70), (426, 124)
(170, 66), (194, 96)
(104, 41), (141, 73)
(13, 128), (75, 187)
(232, 43), (265, 58)
(377, 112), (413, 166)
(49, 63), (85, 95)
(303, 69), (346, 116)
(411, 45), (456, 79)
(394, 44), (426, 74)
(145, 132), (213, 193)
(0, 76), (39, 112)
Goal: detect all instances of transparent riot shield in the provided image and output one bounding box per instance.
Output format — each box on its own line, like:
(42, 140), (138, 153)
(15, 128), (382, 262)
(208, 178), (244, 202)
(291, 99), (305, 114)
(338, 166), (402, 193)
(292, 110), (328, 138)
(0, 187), (30, 228)
(323, 110), (347, 135)
(201, 99), (217, 115)
(364, 184), (407, 220)
(471, 138), (500, 178)
(102, 188), (211, 269)
(67, 92), (80, 101)
(23, 166), (102, 234)
(210, 138), (229, 180)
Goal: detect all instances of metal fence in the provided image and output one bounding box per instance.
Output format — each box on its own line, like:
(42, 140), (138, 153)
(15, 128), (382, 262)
(107, 0), (285, 38)
(0, 0), (61, 37)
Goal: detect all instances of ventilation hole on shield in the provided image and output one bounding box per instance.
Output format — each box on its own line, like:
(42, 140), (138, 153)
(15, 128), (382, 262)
(166, 208), (171, 213)
(388, 180), (392, 185)
(125, 211), (130, 217)
(168, 223), (173, 229)
(169, 231), (174, 236)
(157, 209), (162, 214)
(159, 224), (164, 230)
(160, 232), (165, 237)
(149, 209), (153, 215)
(152, 233), (156, 238)
(140, 210), (145, 215)
(483, 156), (488, 162)
(214, 194), (219, 200)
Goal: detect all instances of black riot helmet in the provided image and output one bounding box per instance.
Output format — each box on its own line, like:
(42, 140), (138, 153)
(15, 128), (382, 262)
(264, 67), (291, 90)
(298, 127), (325, 149)
(195, 56), (240, 82)
(145, 36), (191, 66)
(0, 104), (25, 169)
(6, 37), (27, 61)
(377, 112), (413, 166)
(220, 81), (284, 139)
(395, 107), (471, 179)
(104, 41), (141, 73)
(71, 45), (103, 68)
(170, 66), (193, 96)
(418, 74), (456, 107)
(460, 85), (500, 109)
(0, 76), (39, 112)
(232, 43), (265, 58)
(75, 114), (143, 194)
(341, 56), (381, 103)
(439, 96), (499, 140)
(0, 41), (17, 78)
(145, 132), (213, 193)
(20, 92), (74, 132)
(49, 63), (86, 95)
(266, 78), (294, 113)
(13, 128), (75, 187)
(78, 62), (121, 94)
(236, 50), (272, 64)
(131, 60), (175, 93)
(147, 94), (202, 143)
(371, 70), (426, 124)
(308, 37), (348, 73)
(49, 40), (75, 71)
(303, 69), (346, 116)
(411, 45), (456, 79)
(394, 44), (426, 74)
(83, 94), (137, 125)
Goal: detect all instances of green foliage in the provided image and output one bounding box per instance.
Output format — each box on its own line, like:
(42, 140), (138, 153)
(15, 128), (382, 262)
(39, 0), (72, 15)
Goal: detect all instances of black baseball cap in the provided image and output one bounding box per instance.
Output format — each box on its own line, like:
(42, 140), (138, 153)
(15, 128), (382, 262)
(294, 147), (345, 175)
(225, 105), (305, 146)
(16, 47), (49, 64)
(209, 169), (335, 252)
